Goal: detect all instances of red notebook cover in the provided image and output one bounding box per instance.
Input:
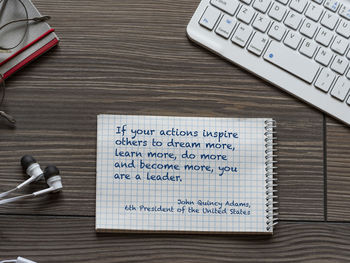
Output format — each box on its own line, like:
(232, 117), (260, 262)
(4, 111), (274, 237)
(1, 29), (59, 80)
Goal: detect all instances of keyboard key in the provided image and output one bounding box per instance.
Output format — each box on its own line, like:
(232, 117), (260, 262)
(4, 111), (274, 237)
(331, 77), (350, 101)
(339, 4), (350, 20)
(248, 32), (269, 55)
(268, 22), (286, 40)
(269, 3), (287, 21)
(299, 39), (318, 57)
(313, 0), (324, 4)
(284, 30), (302, 49)
(276, 0), (289, 4)
(347, 95), (350, 105)
(324, 0), (340, 12)
(211, 0), (240, 15)
(284, 11), (302, 29)
(237, 5), (255, 24)
(315, 68), (336, 92)
(331, 55), (349, 74)
(264, 41), (320, 83)
(290, 0), (308, 13)
(253, 0), (271, 13)
(321, 11), (339, 29)
(315, 28), (333, 46)
(331, 35), (349, 54)
(347, 49), (350, 59)
(336, 20), (350, 38)
(232, 23), (253, 46)
(305, 3), (324, 21)
(347, 69), (350, 79)
(200, 6), (221, 30)
(253, 13), (271, 32)
(240, 0), (252, 5)
(300, 19), (318, 38)
(315, 47), (334, 65)
(216, 15), (237, 38)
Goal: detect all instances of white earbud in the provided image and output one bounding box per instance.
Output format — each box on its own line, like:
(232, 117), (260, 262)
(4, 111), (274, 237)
(0, 156), (44, 199)
(18, 155), (45, 188)
(0, 165), (63, 205)
(33, 165), (63, 196)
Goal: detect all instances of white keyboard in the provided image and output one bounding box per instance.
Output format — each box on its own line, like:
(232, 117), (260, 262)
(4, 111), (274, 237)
(187, 0), (350, 126)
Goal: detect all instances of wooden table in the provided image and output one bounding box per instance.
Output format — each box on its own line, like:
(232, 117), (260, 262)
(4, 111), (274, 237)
(1, 0), (350, 262)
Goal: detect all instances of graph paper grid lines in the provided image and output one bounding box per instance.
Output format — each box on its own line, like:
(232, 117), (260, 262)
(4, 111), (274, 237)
(96, 115), (274, 233)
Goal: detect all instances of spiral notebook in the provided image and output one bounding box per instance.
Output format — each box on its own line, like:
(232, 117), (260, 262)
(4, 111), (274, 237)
(96, 115), (278, 234)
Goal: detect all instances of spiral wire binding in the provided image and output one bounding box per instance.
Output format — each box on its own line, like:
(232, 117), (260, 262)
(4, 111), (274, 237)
(264, 120), (278, 232)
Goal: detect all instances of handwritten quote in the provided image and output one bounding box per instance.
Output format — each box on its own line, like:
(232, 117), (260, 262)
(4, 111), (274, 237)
(113, 124), (240, 182)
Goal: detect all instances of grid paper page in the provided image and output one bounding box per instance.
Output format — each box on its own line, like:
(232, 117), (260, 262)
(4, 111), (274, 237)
(96, 115), (271, 233)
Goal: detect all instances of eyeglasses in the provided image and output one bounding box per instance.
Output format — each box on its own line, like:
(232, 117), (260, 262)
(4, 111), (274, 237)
(0, 0), (50, 52)
(0, 0), (51, 125)
(0, 73), (15, 124)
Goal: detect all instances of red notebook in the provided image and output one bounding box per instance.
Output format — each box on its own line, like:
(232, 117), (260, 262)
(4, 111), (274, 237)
(0, 0), (59, 80)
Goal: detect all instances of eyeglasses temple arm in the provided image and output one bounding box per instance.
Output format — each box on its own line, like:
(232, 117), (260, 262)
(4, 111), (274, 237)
(0, 111), (16, 125)
(0, 15), (51, 31)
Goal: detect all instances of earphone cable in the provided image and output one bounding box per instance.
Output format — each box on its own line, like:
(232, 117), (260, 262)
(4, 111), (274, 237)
(0, 193), (34, 205)
(0, 187), (18, 198)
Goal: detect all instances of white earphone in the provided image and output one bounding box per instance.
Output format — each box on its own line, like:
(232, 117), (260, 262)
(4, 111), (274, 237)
(0, 155), (63, 205)
(1, 257), (37, 263)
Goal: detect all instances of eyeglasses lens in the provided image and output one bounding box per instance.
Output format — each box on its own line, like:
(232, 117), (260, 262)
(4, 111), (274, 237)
(0, 74), (4, 107)
(0, 0), (29, 51)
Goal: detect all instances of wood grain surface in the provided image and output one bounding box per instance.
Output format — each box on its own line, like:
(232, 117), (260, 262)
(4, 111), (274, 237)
(0, 0), (349, 262)
(327, 118), (350, 221)
(1, 216), (350, 263)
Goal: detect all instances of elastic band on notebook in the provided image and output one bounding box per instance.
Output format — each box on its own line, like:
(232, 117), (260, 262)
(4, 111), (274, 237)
(3, 38), (58, 80)
(0, 28), (55, 67)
